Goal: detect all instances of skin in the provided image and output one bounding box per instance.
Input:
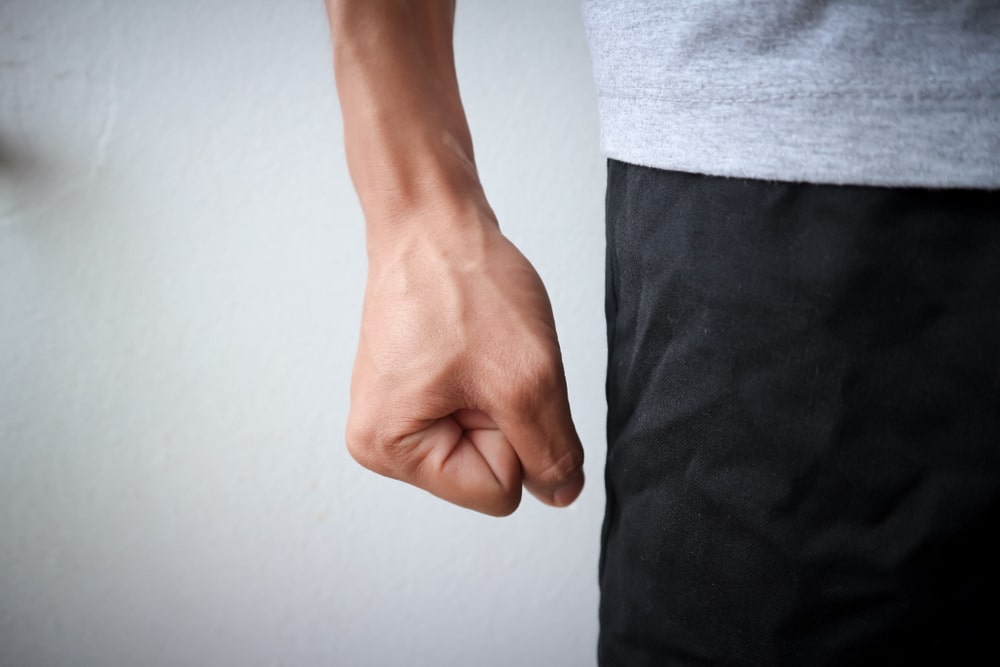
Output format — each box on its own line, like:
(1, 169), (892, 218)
(325, 0), (585, 516)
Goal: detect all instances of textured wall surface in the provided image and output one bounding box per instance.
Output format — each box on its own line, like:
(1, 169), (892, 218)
(0, 1), (606, 665)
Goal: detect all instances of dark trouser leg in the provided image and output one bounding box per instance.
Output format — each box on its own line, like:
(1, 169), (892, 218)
(599, 160), (1000, 666)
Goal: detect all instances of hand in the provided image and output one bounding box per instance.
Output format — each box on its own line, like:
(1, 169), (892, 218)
(345, 203), (585, 516)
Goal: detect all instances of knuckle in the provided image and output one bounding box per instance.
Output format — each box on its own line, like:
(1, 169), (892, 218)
(344, 413), (388, 473)
(534, 447), (584, 490)
(344, 429), (373, 469)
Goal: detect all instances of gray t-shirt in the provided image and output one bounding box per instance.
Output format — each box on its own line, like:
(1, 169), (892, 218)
(583, 0), (1000, 188)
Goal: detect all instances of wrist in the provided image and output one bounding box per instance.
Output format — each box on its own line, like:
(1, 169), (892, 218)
(363, 184), (499, 268)
(351, 124), (499, 255)
(348, 122), (480, 212)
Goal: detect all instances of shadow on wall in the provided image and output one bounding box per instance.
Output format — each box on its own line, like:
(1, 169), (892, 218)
(0, 132), (37, 175)
(0, 132), (32, 224)
(0, 132), (39, 225)
(0, 122), (107, 227)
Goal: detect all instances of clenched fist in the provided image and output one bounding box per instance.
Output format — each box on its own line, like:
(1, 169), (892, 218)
(346, 202), (585, 516)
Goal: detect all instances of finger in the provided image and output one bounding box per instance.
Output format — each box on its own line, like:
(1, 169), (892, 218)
(452, 408), (500, 430)
(495, 390), (585, 508)
(408, 413), (523, 516)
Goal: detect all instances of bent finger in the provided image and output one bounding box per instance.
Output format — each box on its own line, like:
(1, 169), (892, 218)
(408, 413), (523, 516)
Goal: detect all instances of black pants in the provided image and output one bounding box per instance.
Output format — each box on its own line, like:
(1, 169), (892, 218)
(599, 160), (1000, 666)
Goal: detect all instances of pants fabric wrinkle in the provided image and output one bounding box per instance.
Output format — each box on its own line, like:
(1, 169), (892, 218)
(599, 159), (1000, 666)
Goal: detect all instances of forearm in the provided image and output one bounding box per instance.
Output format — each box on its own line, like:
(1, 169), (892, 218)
(326, 0), (489, 244)
(325, 2), (585, 515)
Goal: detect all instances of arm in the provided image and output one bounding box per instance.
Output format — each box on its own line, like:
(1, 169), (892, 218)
(326, 0), (584, 516)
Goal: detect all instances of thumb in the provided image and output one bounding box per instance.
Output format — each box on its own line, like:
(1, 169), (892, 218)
(495, 388), (585, 508)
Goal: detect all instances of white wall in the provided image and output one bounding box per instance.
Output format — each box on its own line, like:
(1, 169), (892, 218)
(0, 1), (607, 666)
